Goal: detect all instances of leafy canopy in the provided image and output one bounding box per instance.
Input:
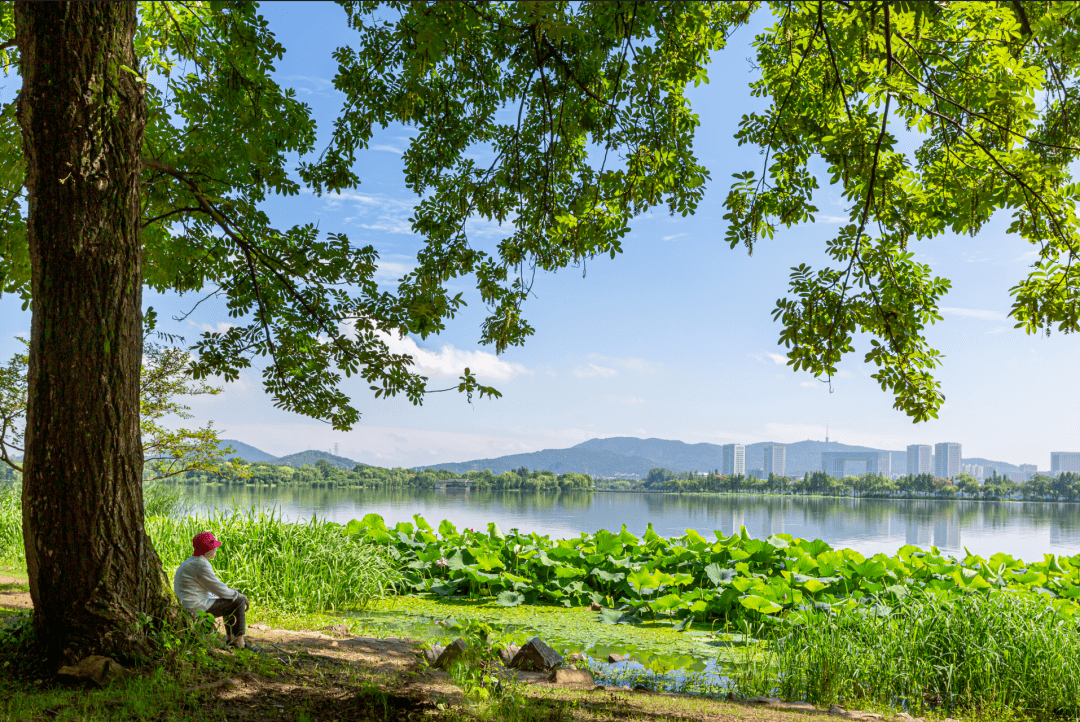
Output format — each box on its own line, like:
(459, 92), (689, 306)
(0, 0), (743, 430)
(725, 1), (1080, 421)
(1, 1), (1079, 427)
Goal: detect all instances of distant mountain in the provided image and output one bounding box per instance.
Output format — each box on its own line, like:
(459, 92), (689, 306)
(419, 447), (657, 478)
(962, 457), (1020, 474)
(276, 450), (364, 470)
(423, 436), (1026, 478)
(215, 440), (364, 470)
(218, 439), (279, 463)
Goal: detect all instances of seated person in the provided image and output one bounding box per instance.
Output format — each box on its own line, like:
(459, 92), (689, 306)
(172, 531), (249, 648)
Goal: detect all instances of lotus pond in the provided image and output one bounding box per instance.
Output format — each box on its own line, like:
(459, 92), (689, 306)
(341, 513), (1080, 715)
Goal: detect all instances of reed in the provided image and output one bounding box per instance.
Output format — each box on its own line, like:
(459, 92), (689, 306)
(0, 483), (20, 567)
(733, 592), (1080, 716)
(148, 507), (400, 613)
(0, 490), (399, 612)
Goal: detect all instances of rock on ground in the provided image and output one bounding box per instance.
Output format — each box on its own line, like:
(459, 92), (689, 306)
(509, 637), (562, 672)
(57, 656), (132, 687)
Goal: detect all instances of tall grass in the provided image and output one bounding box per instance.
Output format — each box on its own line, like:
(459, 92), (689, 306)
(734, 592), (1080, 716)
(0, 486), (400, 612)
(0, 482), (20, 567)
(149, 507), (400, 613)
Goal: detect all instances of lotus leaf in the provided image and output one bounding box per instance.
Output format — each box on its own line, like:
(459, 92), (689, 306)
(496, 590), (525, 607)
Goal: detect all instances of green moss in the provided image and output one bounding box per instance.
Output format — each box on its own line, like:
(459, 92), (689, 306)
(354, 595), (760, 682)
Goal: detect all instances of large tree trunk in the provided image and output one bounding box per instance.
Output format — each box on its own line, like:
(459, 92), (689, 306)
(15, 2), (173, 666)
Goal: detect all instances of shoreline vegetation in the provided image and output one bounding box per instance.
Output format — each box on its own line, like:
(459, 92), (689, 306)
(6, 481), (1080, 719)
(68, 458), (1080, 505)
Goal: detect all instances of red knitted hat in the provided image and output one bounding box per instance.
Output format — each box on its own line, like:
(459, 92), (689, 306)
(192, 531), (222, 556)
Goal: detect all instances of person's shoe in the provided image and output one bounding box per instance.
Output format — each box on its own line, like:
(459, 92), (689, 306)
(231, 635), (246, 650)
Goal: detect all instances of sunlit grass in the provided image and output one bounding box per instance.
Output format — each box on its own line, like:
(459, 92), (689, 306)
(731, 592), (1080, 717)
(0, 484), (20, 568)
(149, 507), (401, 613)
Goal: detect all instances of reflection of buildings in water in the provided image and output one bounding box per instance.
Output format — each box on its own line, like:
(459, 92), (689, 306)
(1050, 516), (1080, 547)
(905, 516), (932, 547)
(933, 511), (961, 549)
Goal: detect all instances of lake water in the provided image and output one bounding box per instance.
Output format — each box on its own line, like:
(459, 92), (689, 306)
(184, 486), (1080, 562)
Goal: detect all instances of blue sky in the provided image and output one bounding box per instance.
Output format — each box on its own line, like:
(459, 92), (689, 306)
(2, 2), (1077, 470)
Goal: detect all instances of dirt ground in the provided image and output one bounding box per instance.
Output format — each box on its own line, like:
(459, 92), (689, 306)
(0, 577), (927, 722)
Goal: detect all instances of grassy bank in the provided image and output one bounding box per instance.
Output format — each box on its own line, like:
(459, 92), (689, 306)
(7, 490), (1080, 717)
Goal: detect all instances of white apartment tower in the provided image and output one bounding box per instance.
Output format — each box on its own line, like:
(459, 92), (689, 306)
(763, 444), (786, 477)
(722, 444), (745, 476)
(934, 442), (962, 479)
(1051, 452), (1080, 476)
(906, 444), (932, 476)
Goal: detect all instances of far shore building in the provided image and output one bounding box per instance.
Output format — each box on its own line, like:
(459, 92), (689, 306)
(934, 442), (962, 479)
(822, 451), (891, 478)
(1020, 463), (1037, 481)
(763, 444), (786, 477)
(906, 444), (932, 476)
(722, 443), (746, 476)
(1052, 452), (1080, 476)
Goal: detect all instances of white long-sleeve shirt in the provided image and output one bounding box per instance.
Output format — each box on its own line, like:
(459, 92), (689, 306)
(172, 555), (238, 613)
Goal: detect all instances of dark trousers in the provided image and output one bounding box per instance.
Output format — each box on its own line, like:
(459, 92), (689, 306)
(206, 593), (247, 639)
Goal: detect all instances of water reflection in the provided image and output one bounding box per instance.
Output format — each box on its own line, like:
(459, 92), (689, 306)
(184, 486), (1080, 561)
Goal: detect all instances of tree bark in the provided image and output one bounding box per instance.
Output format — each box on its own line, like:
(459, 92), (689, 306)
(15, 2), (173, 666)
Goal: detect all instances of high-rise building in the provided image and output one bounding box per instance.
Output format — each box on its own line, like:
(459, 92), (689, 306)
(907, 445), (932, 475)
(1020, 464), (1037, 481)
(763, 444), (786, 477)
(721, 444), (746, 476)
(934, 442), (961, 479)
(1052, 452), (1080, 476)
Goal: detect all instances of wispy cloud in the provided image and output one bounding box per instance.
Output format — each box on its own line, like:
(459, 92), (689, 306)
(750, 352), (788, 366)
(378, 332), (531, 382)
(189, 321), (236, 334)
(817, 215), (849, 223)
(323, 190), (416, 235)
(373, 256), (415, 284)
(602, 394), (646, 405)
(370, 144), (405, 154)
(662, 233), (687, 241)
(573, 363), (618, 378)
(799, 381), (822, 389)
(940, 307), (1006, 321)
(337, 322), (532, 383)
(587, 354), (660, 375)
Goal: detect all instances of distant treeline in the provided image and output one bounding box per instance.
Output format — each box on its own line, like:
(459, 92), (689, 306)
(595, 467), (1080, 502)
(175, 460), (593, 492)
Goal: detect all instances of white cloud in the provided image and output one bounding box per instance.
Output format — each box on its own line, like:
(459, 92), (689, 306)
(750, 352), (788, 366)
(573, 363), (618, 378)
(818, 215), (849, 223)
(940, 307), (1006, 321)
(835, 369), (854, 378)
(323, 190), (416, 235)
(587, 354), (660, 375)
(190, 321), (236, 334)
(373, 257), (415, 284)
(370, 144), (405, 154)
(603, 394), (646, 405)
(378, 331), (531, 382)
(662, 233), (687, 241)
(360, 219), (414, 235)
(799, 381), (821, 389)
